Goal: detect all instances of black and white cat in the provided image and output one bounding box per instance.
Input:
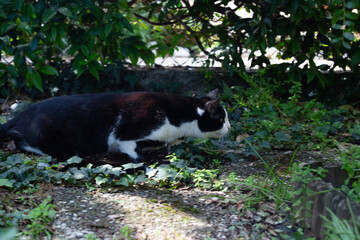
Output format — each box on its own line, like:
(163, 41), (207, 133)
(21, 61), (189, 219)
(0, 89), (230, 162)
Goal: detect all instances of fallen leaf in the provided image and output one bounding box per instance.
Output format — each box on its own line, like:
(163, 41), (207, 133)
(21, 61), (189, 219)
(7, 141), (16, 151)
(236, 134), (249, 143)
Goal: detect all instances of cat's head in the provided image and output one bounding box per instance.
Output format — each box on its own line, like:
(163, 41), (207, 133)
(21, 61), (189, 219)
(197, 89), (231, 138)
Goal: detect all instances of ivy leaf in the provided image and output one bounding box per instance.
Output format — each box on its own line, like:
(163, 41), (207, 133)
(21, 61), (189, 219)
(274, 131), (291, 142)
(258, 140), (272, 150)
(67, 156), (83, 164)
(69, 168), (86, 180)
(0, 178), (13, 188)
(95, 176), (108, 186)
(0, 227), (18, 240)
(134, 175), (147, 184)
(115, 177), (129, 187)
(122, 162), (144, 170)
(61, 172), (71, 180)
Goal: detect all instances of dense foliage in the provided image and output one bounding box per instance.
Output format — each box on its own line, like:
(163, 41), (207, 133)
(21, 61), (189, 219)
(133, 0), (360, 93)
(0, 0), (156, 96)
(0, 0), (359, 97)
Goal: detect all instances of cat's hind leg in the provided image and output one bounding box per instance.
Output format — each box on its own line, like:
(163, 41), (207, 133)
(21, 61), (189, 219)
(108, 135), (142, 162)
(118, 140), (139, 161)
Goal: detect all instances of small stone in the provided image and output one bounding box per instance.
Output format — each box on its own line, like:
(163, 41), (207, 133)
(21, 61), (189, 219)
(108, 214), (120, 220)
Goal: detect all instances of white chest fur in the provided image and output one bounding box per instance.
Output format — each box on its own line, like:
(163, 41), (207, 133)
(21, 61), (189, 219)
(107, 117), (203, 159)
(107, 110), (230, 160)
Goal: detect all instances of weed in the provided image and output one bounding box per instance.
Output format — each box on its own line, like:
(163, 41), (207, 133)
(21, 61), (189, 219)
(322, 199), (360, 240)
(22, 197), (57, 239)
(291, 163), (329, 229)
(120, 224), (134, 240)
(191, 169), (217, 189)
(240, 139), (297, 208)
(340, 146), (360, 203)
(85, 233), (98, 240)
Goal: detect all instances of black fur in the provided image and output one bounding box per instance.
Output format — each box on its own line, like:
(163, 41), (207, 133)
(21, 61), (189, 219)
(0, 90), (228, 161)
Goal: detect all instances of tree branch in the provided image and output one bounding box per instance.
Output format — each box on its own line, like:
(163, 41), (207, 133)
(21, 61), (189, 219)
(133, 13), (178, 26)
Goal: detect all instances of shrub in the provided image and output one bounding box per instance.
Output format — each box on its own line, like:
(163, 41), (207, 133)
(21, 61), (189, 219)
(0, 0), (155, 97)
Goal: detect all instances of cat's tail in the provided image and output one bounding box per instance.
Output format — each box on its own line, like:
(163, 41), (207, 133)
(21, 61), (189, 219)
(0, 123), (9, 139)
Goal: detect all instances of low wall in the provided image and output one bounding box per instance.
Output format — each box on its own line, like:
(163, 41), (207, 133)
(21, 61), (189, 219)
(295, 166), (360, 239)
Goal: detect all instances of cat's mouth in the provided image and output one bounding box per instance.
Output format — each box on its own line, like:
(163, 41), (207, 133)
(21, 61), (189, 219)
(208, 127), (230, 139)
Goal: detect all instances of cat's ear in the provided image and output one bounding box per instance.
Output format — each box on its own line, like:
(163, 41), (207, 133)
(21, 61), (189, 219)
(204, 98), (221, 114)
(205, 89), (218, 100)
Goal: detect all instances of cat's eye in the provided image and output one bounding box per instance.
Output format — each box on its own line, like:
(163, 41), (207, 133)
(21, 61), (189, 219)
(220, 119), (224, 123)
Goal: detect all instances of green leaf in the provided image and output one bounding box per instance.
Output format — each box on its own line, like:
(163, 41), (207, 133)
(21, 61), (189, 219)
(274, 131), (291, 142)
(0, 227), (18, 240)
(343, 32), (354, 41)
(38, 65), (59, 76)
(30, 37), (38, 52)
(345, 12), (358, 20)
(58, 7), (74, 18)
(263, 17), (272, 27)
(14, 0), (23, 11)
(32, 71), (43, 92)
(351, 50), (360, 68)
(121, 18), (133, 32)
(67, 156), (83, 164)
(76, 66), (86, 78)
(342, 41), (351, 49)
(258, 140), (272, 150)
(0, 178), (13, 188)
(0, 9), (6, 18)
(122, 162), (144, 170)
(80, 45), (89, 58)
(345, 20), (355, 27)
(89, 64), (100, 81)
(345, 1), (359, 9)
(331, 37), (342, 44)
(291, 39), (300, 54)
(1, 22), (16, 34)
(307, 68), (317, 83)
(104, 23), (113, 37)
(42, 7), (57, 24)
(70, 168), (86, 180)
(116, 177), (129, 187)
(95, 176), (108, 186)
(332, 24), (342, 29)
(7, 65), (19, 77)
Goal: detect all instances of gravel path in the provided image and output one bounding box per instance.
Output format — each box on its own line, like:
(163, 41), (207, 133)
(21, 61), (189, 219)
(49, 150), (339, 240)
(52, 187), (237, 240)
